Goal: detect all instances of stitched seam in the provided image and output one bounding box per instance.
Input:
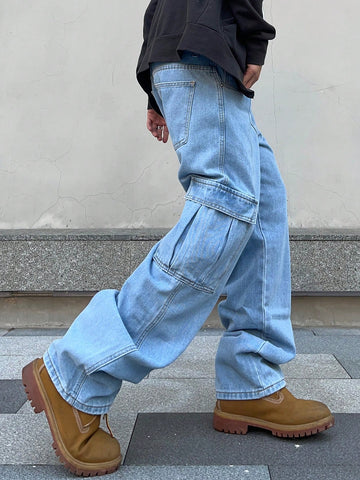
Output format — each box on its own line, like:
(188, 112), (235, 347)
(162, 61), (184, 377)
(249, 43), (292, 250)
(135, 281), (183, 348)
(154, 254), (214, 294)
(188, 176), (258, 204)
(46, 354), (88, 406)
(263, 392), (284, 404)
(248, 99), (258, 134)
(166, 202), (200, 270)
(152, 64), (216, 75)
(176, 82), (195, 150)
(46, 358), (114, 411)
(153, 81), (196, 150)
(86, 344), (138, 375)
(216, 378), (285, 396)
(257, 213), (268, 338)
(214, 71), (226, 183)
(73, 408), (90, 434)
(184, 194), (255, 223)
(199, 215), (231, 288)
(154, 81), (195, 88)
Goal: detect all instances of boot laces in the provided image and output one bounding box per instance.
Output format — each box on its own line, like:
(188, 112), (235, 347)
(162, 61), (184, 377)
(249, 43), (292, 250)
(102, 414), (114, 438)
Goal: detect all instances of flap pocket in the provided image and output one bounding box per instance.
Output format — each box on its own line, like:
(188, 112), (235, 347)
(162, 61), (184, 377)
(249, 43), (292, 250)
(185, 176), (258, 224)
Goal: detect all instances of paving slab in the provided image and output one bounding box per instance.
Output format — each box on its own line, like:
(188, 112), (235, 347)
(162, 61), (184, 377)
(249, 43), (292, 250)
(5, 328), (68, 336)
(269, 466), (360, 480)
(0, 356), (36, 380)
(0, 465), (271, 480)
(112, 379), (215, 413)
(286, 379), (360, 413)
(335, 354), (360, 379)
(124, 413), (358, 467)
(312, 328), (360, 336)
(282, 354), (349, 379)
(0, 414), (55, 465)
(198, 328), (224, 336)
(0, 413), (136, 464)
(294, 335), (360, 356)
(0, 380), (27, 413)
(13, 377), (360, 418)
(149, 336), (219, 379)
(18, 378), (213, 415)
(293, 329), (316, 339)
(0, 337), (60, 356)
(150, 352), (349, 380)
(15, 378), (360, 417)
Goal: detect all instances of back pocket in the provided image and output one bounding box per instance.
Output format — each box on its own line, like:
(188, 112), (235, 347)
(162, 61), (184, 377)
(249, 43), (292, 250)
(153, 80), (195, 150)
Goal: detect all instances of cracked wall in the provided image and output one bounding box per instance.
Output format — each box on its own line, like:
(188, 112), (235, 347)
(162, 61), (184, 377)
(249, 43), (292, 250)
(0, 0), (359, 229)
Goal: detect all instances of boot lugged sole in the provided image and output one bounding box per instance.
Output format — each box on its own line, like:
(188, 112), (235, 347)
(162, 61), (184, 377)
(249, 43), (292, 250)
(213, 407), (335, 438)
(22, 359), (121, 477)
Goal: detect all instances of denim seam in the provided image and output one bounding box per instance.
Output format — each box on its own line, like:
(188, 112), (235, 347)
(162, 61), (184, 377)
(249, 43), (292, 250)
(254, 341), (268, 389)
(154, 81), (195, 88)
(216, 378), (286, 398)
(256, 340), (267, 354)
(185, 195), (256, 224)
(153, 62), (240, 93)
(200, 216), (232, 289)
(201, 219), (253, 291)
(257, 213), (268, 337)
(248, 100), (259, 134)
(135, 281), (183, 348)
(216, 378), (285, 395)
(45, 353), (115, 411)
(85, 345), (138, 375)
(151, 64), (216, 75)
(213, 71), (226, 183)
(154, 81), (196, 150)
(45, 352), (76, 403)
(188, 176), (258, 204)
(153, 254), (214, 294)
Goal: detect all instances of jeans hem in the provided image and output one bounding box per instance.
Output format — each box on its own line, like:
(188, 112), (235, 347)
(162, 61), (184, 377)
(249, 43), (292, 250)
(216, 378), (286, 400)
(43, 351), (113, 415)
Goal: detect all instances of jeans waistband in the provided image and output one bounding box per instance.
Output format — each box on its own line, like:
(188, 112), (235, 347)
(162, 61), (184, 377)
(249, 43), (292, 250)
(179, 50), (217, 67)
(151, 51), (239, 91)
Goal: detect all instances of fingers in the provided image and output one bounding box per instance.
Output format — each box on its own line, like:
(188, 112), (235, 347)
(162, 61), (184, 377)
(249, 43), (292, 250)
(147, 110), (169, 143)
(162, 126), (169, 143)
(154, 125), (169, 143)
(243, 64), (262, 89)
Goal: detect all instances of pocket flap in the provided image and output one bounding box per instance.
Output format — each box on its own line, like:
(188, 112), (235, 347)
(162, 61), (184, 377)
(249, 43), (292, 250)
(185, 176), (258, 224)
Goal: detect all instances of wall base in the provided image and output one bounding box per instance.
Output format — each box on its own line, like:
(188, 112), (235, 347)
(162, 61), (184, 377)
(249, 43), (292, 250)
(1, 295), (359, 330)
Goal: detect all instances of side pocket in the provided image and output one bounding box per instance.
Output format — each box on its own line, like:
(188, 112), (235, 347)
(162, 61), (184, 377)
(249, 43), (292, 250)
(153, 200), (200, 271)
(153, 80), (195, 150)
(153, 177), (258, 294)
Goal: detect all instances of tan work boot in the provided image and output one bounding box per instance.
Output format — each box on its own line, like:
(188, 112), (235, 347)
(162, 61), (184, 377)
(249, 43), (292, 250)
(213, 387), (334, 438)
(22, 358), (121, 477)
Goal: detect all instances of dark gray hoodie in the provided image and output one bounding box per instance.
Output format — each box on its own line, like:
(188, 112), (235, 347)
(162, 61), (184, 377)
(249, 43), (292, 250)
(136, 0), (276, 112)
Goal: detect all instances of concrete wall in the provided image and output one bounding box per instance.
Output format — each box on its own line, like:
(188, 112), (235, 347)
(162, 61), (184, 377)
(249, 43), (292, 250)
(0, 0), (359, 229)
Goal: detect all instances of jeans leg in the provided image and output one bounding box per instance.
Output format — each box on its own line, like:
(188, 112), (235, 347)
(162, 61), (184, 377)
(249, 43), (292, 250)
(44, 59), (261, 415)
(215, 130), (296, 400)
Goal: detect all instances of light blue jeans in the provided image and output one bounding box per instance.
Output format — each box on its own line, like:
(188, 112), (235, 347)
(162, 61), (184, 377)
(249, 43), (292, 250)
(44, 52), (296, 415)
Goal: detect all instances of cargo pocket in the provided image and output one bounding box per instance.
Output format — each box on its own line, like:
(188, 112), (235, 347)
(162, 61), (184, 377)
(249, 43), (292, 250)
(153, 80), (195, 150)
(153, 176), (258, 294)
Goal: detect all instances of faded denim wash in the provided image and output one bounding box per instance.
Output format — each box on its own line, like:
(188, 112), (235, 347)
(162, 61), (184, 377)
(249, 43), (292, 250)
(44, 52), (296, 415)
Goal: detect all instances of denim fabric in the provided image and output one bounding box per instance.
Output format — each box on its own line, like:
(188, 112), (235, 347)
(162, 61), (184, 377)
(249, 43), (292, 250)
(44, 52), (296, 414)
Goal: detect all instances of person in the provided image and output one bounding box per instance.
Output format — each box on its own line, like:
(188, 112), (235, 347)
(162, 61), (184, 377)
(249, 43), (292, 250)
(22, 0), (334, 477)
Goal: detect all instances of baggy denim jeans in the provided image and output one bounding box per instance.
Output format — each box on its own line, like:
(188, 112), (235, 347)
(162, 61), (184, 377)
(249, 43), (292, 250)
(44, 52), (296, 415)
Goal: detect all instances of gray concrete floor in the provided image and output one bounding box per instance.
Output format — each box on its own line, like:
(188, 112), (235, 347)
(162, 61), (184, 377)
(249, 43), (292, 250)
(0, 328), (359, 479)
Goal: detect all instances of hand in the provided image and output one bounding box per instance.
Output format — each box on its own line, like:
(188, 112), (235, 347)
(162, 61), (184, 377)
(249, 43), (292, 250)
(243, 64), (262, 89)
(147, 109), (169, 143)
